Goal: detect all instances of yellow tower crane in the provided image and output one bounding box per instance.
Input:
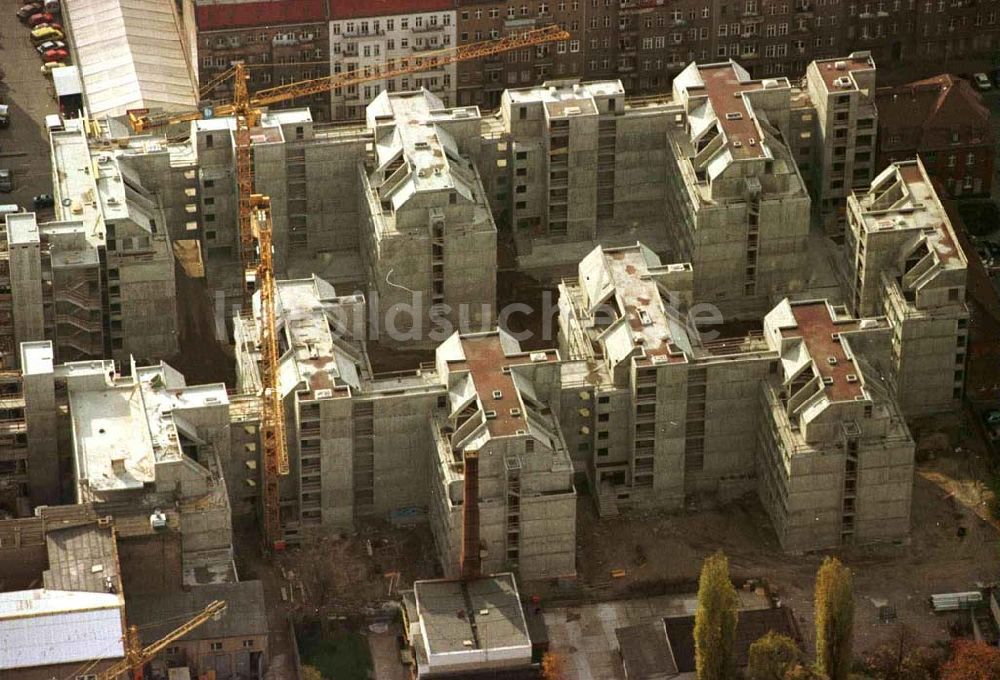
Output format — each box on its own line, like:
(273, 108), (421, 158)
(248, 194), (287, 551)
(126, 25), (569, 551)
(98, 600), (227, 680)
(127, 25), (569, 290)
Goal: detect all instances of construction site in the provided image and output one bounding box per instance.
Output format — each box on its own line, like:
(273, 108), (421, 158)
(1, 1), (999, 678)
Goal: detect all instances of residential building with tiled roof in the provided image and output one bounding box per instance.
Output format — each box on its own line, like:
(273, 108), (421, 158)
(194, 0), (331, 120)
(875, 74), (995, 198)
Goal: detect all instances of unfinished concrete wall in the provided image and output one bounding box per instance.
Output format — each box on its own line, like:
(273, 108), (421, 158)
(612, 109), (671, 248)
(21, 341), (60, 508)
(641, 363), (688, 509)
(687, 356), (773, 498)
(7, 215), (46, 355)
(368, 390), (438, 517)
(115, 251), (178, 362)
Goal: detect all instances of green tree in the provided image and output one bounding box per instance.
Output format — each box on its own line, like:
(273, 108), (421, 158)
(694, 551), (739, 680)
(747, 632), (801, 680)
(814, 557), (855, 680)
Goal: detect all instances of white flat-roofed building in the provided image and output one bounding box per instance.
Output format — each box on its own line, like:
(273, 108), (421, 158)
(403, 574), (533, 678)
(63, 0), (198, 119)
(0, 589), (125, 679)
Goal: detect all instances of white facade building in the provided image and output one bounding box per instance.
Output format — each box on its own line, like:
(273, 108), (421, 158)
(329, 2), (457, 120)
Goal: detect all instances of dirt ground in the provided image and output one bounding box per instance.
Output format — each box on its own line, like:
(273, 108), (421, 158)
(566, 410), (999, 655)
(167, 265), (237, 387)
(235, 520), (439, 679)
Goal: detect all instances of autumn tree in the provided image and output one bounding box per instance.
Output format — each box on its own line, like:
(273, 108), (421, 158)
(864, 625), (945, 679)
(694, 551), (739, 680)
(541, 651), (567, 680)
(815, 557), (855, 680)
(300, 665), (324, 680)
(747, 632), (801, 680)
(784, 666), (828, 680)
(940, 640), (1000, 680)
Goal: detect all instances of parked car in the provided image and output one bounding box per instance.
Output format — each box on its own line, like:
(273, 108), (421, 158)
(16, 3), (42, 21)
(44, 0), (60, 13)
(0, 170), (12, 193)
(28, 12), (53, 26)
(42, 49), (68, 63)
(32, 194), (55, 210)
(40, 61), (66, 76)
(985, 410), (1000, 425)
(974, 72), (992, 91)
(35, 40), (66, 54)
(31, 26), (63, 42)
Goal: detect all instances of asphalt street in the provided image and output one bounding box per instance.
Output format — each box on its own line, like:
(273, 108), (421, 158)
(0, 9), (59, 215)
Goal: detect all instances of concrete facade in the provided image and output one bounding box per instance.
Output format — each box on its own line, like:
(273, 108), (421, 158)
(803, 53), (878, 236)
(1, 119), (180, 368)
(8, 350), (241, 585)
(360, 91), (497, 343)
(845, 158), (969, 416)
(494, 80), (672, 271)
(234, 276), (575, 579)
(757, 300), (913, 551)
(558, 244), (916, 551)
(664, 61), (811, 316)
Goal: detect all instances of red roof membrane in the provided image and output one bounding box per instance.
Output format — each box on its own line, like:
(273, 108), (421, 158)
(329, 0), (454, 20)
(197, 0), (327, 31)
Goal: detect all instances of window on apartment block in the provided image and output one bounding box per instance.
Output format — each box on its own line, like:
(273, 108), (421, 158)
(210, 642), (223, 651)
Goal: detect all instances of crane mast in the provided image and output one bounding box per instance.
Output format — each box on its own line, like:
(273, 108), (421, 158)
(250, 195), (289, 551)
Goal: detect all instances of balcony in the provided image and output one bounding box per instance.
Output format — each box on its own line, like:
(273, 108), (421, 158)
(411, 23), (446, 33)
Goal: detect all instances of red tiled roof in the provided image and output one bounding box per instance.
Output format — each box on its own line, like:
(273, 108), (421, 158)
(197, 0), (327, 31)
(875, 74), (993, 152)
(329, 0), (454, 20)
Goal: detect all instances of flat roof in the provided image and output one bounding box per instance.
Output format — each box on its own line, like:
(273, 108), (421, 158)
(696, 63), (767, 160)
(5, 212), (39, 245)
(52, 65), (83, 97)
(780, 302), (863, 402)
(52, 123), (104, 246)
(70, 374), (157, 492)
(128, 580), (267, 642)
(415, 574), (531, 656)
(812, 52), (875, 93)
(43, 524), (119, 593)
(0, 590), (124, 670)
(854, 160), (965, 269)
(20, 341), (54, 376)
(606, 247), (685, 363)
(69, 361), (226, 494)
(505, 79), (624, 104)
(450, 334), (559, 438)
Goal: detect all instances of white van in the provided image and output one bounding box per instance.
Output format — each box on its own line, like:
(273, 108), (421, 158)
(0, 204), (22, 219)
